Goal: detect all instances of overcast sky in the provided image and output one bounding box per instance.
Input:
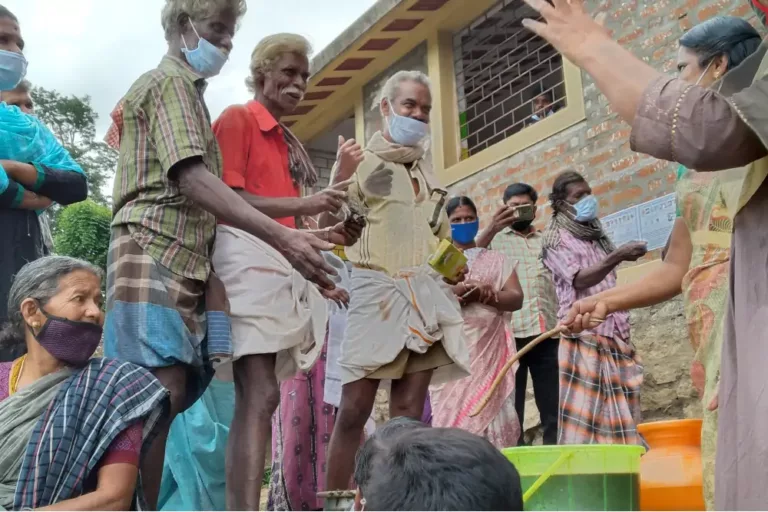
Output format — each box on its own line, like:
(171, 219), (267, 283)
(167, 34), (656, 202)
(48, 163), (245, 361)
(13, 0), (376, 138)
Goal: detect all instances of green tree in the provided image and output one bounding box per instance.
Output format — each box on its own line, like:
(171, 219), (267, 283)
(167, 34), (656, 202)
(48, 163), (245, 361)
(54, 200), (112, 274)
(30, 87), (116, 207)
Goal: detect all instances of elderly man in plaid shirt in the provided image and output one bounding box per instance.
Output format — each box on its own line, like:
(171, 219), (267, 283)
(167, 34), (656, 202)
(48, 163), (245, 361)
(477, 182), (560, 445)
(102, 0), (341, 506)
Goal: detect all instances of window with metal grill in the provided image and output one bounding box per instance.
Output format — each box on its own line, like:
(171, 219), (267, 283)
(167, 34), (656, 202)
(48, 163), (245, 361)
(454, 0), (566, 161)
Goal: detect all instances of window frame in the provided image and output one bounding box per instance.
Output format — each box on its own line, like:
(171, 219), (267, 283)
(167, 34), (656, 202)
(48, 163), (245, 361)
(427, 11), (586, 186)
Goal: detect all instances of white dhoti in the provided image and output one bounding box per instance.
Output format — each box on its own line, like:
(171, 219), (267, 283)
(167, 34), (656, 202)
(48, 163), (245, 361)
(339, 266), (470, 385)
(213, 225), (327, 382)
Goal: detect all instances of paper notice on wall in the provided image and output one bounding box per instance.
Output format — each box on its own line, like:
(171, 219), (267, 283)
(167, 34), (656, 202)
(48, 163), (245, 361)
(637, 194), (677, 251)
(600, 193), (676, 251)
(602, 207), (641, 249)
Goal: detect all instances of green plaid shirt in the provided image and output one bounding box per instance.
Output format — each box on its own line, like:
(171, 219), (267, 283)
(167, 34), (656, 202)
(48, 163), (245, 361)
(490, 229), (558, 337)
(112, 55), (222, 281)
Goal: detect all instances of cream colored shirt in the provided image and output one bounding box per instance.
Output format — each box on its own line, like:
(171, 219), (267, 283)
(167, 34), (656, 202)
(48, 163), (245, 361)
(334, 151), (451, 276)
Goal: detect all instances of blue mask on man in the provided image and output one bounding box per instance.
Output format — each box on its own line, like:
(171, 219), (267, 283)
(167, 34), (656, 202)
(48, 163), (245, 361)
(386, 103), (429, 146)
(0, 49), (27, 91)
(451, 220), (479, 245)
(181, 23), (228, 78)
(573, 195), (599, 223)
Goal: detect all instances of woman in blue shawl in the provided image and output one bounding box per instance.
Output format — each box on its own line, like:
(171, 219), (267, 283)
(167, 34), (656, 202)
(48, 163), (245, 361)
(0, 5), (88, 362)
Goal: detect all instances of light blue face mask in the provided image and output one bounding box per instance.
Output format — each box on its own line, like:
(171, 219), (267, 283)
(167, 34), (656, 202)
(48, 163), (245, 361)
(386, 102), (429, 146)
(181, 22), (228, 78)
(0, 49), (27, 91)
(573, 194), (598, 223)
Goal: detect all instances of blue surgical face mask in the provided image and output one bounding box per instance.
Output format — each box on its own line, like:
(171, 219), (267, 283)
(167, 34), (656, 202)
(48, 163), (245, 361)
(451, 220), (479, 245)
(573, 195), (598, 223)
(0, 49), (27, 91)
(181, 23), (228, 78)
(386, 102), (429, 146)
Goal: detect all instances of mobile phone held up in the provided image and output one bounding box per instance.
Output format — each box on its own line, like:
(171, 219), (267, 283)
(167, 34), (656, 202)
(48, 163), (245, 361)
(510, 204), (535, 222)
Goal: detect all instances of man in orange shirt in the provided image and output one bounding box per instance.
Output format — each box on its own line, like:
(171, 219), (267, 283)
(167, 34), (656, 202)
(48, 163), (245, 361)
(211, 33), (364, 510)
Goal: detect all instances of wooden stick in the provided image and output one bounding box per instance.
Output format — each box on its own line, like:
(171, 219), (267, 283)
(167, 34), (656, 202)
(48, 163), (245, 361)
(470, 325), (566, 418)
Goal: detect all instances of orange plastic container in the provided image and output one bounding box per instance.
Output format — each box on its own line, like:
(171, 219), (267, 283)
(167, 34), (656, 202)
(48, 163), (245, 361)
(637, 419), (705, 511)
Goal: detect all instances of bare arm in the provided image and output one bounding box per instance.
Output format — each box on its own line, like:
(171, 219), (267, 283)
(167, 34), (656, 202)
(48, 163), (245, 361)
(38, 463), (137, 511)
(489, 270), (525, 312)
(563, 219), (692, 332)
(175, 158), (336, 288)
(572, 251), (624, 291)
(234, 190), (308, 219)
(523, 0), (767, 170)
(592, 219), (691, 312)
(475, 226), (498, 249)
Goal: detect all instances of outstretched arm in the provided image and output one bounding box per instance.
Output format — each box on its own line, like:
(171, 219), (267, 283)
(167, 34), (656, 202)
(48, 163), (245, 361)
(522, 0), (767, 170)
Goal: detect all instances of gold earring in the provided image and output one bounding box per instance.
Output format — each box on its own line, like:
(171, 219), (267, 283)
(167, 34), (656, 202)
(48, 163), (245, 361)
(31, 322), (40, 330)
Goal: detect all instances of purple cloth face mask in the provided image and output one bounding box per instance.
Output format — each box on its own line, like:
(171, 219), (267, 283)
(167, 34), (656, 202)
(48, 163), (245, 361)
(34, 311), (102, 366)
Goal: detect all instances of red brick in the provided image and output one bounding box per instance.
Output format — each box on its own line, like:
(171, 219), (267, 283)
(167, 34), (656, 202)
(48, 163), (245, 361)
(589, 149), (615, 167)
(642, 30), (676, 49)
(542, 144), (567, 161)
(652, 46), (669, 62)
(698, 0), (730, 21)
(593, 181), (617, 196)
(730, 3), (751, 16)
(610, 128), (632, 143)
(640, 1), (668, 18)
(612, 186), (644, 206)
(679, 17), (693, 31)
(611, 0), (638, 20)
(587, 121), (613, 139)
(617, 28), (645, 45)
(611, 154), (641, 172)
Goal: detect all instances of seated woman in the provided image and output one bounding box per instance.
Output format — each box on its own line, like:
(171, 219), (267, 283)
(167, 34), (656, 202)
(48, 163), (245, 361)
(430, 196), (524, 448)
(0, 256), (169, 510)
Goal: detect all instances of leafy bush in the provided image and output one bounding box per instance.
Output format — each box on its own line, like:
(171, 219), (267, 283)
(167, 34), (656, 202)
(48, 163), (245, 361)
(53, 200), (111, 273)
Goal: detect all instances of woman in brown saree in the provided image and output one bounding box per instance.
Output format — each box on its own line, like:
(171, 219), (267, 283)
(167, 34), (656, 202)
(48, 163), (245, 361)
(519, 0), (768, 508)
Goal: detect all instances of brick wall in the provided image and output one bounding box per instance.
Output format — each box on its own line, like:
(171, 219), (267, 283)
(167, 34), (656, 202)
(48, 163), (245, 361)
(308, 148), (336, 190)
(448, 0), (760, 434)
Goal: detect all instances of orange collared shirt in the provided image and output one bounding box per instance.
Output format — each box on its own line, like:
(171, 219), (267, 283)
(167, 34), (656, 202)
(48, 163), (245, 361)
(212, 100), (299, 228)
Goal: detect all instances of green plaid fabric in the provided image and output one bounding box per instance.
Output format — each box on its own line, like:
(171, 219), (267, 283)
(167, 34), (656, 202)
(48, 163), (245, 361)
(490, 229), (558, 337)
(111, 55), (223, 281)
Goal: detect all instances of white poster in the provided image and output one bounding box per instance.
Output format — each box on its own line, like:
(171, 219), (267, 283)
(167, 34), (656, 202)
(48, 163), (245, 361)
(601, 206), (641, 249)
(637, 194), (677, 251)
(600, 193), (676, 251)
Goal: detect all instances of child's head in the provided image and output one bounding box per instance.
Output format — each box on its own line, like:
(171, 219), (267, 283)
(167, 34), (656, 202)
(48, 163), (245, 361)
(353, 420), (523, 511)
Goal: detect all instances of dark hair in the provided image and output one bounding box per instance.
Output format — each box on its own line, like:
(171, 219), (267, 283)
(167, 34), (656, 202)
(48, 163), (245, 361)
(360, 427), (523, 511)
(445, 196), (478, 217)
(503, 183), (538, 204)
(549, 170), (587, 206)
(535, 90), (554, 103)
(354, 417), (427, 491)
(679, 16), (761, 71)
(0, 5), (17, 22)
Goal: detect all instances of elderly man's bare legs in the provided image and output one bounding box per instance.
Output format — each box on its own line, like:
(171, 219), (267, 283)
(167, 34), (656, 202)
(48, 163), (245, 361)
(326, 370), (433, 491)
(226, 354), (280, 510)
(142, 365), (190, 509)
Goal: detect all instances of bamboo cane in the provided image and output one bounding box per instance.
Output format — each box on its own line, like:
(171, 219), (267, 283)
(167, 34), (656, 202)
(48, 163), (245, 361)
(470, 325), (566, 418)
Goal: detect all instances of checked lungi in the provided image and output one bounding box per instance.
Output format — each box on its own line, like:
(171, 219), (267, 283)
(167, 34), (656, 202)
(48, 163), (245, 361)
(558, 333), (645, 446)
(103, 226), (232, 406)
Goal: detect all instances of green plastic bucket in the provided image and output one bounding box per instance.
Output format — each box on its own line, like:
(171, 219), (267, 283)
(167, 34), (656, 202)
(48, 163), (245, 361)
(502, 444), (646, 511)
